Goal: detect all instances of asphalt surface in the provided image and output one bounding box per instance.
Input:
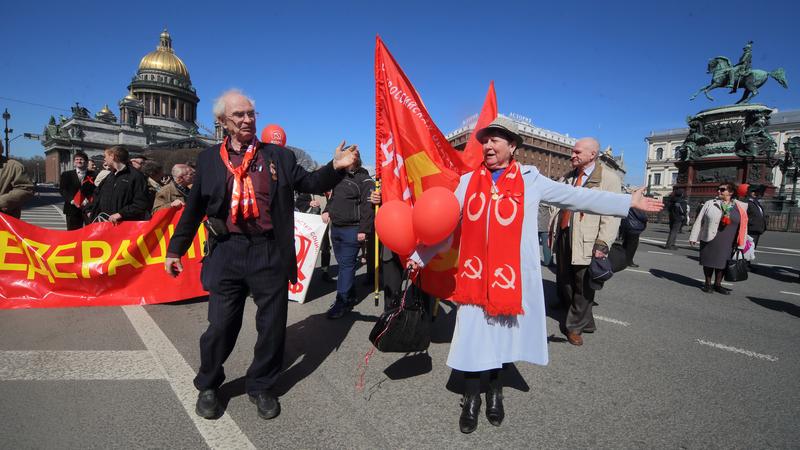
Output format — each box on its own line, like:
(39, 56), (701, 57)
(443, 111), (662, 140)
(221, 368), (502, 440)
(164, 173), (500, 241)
(1, 190), (798, 449)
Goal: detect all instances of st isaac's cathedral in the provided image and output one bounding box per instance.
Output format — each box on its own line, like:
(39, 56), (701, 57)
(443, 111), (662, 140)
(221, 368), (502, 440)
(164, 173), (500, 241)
(43, 30), (220, 183)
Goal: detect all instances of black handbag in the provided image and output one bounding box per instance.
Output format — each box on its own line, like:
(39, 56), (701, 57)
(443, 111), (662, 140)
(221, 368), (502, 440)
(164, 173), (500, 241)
(724, 250), (749, 282)
(369, 272), (431, 353)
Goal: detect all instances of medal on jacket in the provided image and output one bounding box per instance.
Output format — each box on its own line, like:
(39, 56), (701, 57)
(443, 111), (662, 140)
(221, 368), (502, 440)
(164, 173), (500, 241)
(491, 185), (499, 200)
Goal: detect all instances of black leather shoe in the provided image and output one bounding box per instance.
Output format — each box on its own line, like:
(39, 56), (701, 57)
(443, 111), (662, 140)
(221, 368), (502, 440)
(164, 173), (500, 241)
(196, 389), (221, 419)
(249, 392), (281, 420)
(459, 394), (481, 434)
(701, 284), (713, 293)
(485, 388), (504, 426)
(714, 285), (731, 295)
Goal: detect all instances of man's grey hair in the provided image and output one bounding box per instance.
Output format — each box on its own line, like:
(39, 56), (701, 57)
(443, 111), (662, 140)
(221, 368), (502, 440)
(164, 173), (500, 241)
(576, 137), (601, 160)
(171, 163), (190, 178)
(212, 89), (255, 119)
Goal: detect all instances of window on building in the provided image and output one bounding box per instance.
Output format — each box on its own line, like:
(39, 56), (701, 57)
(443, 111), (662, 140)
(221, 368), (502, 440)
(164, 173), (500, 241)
(654, 173), (662, 186)
(656, 147), (664, 160)
(671, 172), (678, 185)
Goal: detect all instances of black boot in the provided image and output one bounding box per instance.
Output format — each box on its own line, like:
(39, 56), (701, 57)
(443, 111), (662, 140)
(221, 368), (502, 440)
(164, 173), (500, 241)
(485, 387), (505, 426)
(459, 394), (481, 434)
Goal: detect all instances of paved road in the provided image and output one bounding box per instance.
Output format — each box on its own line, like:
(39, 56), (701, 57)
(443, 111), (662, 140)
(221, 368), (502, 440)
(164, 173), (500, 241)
(1, 196), (798, 448)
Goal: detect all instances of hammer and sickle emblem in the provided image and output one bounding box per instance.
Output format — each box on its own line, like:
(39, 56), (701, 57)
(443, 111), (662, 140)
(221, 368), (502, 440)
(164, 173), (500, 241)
(461, 257), (483, 279)
(491, 264), (516, 290)
(466, 192), (487, 222)
(505, 164), (519, 179)
(494, 196), (518, 226)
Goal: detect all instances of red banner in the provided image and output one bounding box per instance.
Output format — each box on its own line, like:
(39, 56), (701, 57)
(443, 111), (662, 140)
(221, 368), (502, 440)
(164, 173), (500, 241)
(375, 36), (497, 299)
(0, 208), (207, 308)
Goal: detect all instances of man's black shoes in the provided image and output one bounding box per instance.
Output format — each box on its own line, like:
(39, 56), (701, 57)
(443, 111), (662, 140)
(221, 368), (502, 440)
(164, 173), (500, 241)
(459, 394), (481, 434)
(249, 392), (281, 420)
(196, 389), (221, 419)
(326, 299), (353, 319)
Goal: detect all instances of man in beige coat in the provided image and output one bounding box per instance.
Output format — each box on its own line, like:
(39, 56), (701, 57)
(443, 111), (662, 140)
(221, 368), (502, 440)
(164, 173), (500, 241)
(550, 138), (622, 346)
(153, 164), (194, 213)
(0, 150), (35, 219)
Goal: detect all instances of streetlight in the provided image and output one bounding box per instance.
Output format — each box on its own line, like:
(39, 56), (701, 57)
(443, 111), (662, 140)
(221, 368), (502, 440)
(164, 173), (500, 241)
(2, 109), (11, 159)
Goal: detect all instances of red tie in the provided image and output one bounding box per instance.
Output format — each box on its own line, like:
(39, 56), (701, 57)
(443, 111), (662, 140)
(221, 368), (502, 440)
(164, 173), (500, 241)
(559, 168), (585, 230)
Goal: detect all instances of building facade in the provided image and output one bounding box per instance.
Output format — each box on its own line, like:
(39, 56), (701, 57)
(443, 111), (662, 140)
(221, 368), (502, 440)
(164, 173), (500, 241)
(446, 113), (625, 180)
(43, 30), (219, 183)
(644, 109), (800, 199)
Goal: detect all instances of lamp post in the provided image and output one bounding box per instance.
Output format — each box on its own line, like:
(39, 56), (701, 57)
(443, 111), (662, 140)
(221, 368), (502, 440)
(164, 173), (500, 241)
(2, 109), (11, 159)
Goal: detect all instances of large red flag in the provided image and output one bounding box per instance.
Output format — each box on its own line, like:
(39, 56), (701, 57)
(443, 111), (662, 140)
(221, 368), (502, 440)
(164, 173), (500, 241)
(375, 36), (496, 298)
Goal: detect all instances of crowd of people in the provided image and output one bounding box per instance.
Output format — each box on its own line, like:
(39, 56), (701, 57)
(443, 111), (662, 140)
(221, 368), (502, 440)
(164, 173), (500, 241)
(0, 89), (777, 435)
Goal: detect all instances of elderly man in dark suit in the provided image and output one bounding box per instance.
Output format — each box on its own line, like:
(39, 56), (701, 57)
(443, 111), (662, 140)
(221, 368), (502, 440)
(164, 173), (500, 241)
(59, 151), (96, 230)
(165, 89), (357, 421)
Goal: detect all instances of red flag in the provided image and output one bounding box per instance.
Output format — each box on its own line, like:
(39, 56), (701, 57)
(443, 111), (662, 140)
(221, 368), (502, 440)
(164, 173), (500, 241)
(375, 36), (481, 298)
(461, 81), (498, 170)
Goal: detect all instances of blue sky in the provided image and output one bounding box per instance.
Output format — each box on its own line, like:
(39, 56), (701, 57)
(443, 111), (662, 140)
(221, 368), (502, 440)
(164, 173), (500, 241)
(2, 0), (798, 185)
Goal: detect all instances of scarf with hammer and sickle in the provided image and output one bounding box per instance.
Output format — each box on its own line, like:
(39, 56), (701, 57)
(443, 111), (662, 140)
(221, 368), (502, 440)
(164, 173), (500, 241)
(453, 160), (524, 316)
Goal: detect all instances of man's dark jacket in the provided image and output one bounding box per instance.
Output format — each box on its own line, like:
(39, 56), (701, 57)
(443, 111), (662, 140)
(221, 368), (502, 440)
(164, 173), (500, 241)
(59, 169), (96, 219)
(746, 198), (767, 234)
(167, 143), (344, 283)
(89, 165), (151, 221)
(324, 167), (374, 234)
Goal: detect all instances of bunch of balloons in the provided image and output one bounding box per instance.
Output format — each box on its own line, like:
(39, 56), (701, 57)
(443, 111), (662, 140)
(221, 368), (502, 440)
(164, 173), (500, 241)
(374, 187), (460, 256)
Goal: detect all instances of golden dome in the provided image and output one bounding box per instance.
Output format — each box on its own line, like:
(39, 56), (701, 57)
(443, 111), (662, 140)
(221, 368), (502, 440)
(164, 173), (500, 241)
(99, 104), (112, 113)
(137, 29), (190, 80)
(124, 90), (137, 101)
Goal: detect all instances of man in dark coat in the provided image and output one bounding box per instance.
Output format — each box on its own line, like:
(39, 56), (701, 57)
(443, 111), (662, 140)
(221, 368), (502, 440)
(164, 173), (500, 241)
(164, 90), (357, 421)
(59, 151), (96, 230)
(665, 189), (687, 250)
(746, 186), (767, 249)
(620, 207), (648, 267)
(88, 146), (151, 224)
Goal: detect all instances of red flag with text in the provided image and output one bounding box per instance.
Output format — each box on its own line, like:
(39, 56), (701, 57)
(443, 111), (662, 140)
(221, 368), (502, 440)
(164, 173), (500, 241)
(375, 36), (497, 298)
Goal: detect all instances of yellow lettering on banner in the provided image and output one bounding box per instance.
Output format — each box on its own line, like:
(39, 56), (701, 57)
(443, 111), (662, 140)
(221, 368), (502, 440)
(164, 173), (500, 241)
(136, 227), (167, 265)
(0, 231), (27, 272)
(21, 239), (54, 283)
(81, 241), (112, 278)
(405, 151), (442, 199)
(108, 239), (143, 276)
(47, 243), (77, 279)
(198, 225), (207, 257)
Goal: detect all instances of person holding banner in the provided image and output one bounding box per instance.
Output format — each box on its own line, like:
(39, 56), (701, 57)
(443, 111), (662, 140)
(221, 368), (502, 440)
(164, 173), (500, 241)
(88, 146), (151, 224)
(408, 117), (663, 433)
(0, 148), (34, 219)
(59, 151), (96, 230)
(164, 89), (358, 421)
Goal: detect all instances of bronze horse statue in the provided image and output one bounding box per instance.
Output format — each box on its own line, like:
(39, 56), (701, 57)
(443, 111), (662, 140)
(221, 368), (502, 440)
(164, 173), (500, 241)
(690, 57), (787, 104)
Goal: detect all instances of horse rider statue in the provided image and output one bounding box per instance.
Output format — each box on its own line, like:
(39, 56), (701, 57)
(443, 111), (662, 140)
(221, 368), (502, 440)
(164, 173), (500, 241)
(729, 41), (753, 94)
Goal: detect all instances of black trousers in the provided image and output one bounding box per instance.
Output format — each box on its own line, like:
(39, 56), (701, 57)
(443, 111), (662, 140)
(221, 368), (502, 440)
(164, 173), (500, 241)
(380, 246), (403, 310)
(555, 230), (596, 333)
(665, 219), (683, 248)
(64, 205), (85, 230)
(622, 232), (640, 265)
(194, 233), (288, 395)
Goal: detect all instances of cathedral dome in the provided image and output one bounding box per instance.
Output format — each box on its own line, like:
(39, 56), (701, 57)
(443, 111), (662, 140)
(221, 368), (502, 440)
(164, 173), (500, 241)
(137, 29), (190, 80)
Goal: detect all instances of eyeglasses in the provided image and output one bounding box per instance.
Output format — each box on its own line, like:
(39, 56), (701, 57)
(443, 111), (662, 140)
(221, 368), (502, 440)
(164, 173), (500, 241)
(717, 187), (728, 192)
(226, 111), (257, 122)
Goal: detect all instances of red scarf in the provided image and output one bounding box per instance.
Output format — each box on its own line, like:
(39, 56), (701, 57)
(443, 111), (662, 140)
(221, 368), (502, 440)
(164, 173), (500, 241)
(72, 173), (94, 207)
(453, 161), (525, 316)
(220, 136), (260, 223)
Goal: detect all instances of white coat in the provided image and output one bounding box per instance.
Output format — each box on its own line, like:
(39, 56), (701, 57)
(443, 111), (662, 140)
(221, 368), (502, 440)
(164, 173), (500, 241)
(418, 164), (631, 372)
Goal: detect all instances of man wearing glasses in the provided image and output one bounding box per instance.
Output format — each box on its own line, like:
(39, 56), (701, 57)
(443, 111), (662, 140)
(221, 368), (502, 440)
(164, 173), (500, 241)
(165, 89), (358, 420)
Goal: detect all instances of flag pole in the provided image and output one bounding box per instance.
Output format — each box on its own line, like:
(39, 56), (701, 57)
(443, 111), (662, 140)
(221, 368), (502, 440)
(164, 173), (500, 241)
(373, 179), (381, 306)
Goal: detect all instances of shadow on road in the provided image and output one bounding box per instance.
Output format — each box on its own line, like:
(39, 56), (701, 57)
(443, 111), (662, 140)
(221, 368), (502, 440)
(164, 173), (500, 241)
(650, 268), (704, 288)
(383, 352), (433, 380)
(750, 264), (799, 284)
(747, 296), (800, 319)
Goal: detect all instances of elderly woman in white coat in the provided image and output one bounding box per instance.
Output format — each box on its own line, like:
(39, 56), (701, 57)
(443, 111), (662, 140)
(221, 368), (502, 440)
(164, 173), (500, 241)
(409, 117), (663, 434)
(689, 182), (748, 294)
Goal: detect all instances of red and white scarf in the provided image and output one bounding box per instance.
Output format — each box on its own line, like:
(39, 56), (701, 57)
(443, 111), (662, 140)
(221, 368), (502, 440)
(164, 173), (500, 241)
(220, 136), (260, 223)
(453, 161), (525, 316)
(72, 173), (94, 207)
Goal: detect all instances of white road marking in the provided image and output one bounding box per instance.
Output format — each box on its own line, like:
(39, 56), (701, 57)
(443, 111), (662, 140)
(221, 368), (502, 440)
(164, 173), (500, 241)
(51, 204), (66, 219)
(755, 263), (796, 270)
(627, 269), (650, 274)
(779, 291), (800, 297)
(692, 278), (732, 286)
(648, 251), (673, 255)
(0, 351), (162, 380)
(757, 245), (800, 254)
(695, 339), (778, 362)
(754, 249), (800, 257)
(122, 306), (255, 450)
(639, 237), (666, 245)
(594, 315), (630, 327)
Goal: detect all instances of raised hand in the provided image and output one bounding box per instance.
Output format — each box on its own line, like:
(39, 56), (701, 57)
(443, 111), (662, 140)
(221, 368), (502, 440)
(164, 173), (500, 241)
(333, 141), (359, 170)
(630, 187), (664, 212)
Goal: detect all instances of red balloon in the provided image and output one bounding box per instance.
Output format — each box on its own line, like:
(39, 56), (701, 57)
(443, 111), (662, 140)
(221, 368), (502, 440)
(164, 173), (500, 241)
(412, 187), (460, 245)
(375, 201), (417, 255)
(260, 124), (286, 146)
